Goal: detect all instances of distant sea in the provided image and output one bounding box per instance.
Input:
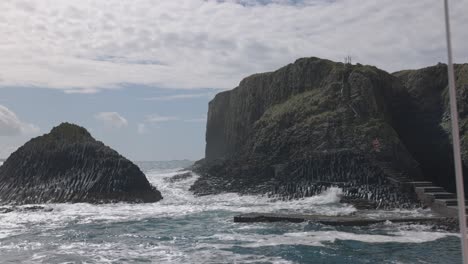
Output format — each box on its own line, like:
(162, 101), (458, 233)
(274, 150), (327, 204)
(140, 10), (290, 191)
(0, 161), (462, 263)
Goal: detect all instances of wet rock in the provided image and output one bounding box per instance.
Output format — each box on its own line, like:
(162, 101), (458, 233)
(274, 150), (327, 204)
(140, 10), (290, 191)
(0, 206), (53, 214)
(428, 217), (459, 232)
(0, 207), (13, 214)
(0, 123), (162, 205)
(164, 172), (193, 183)
(19, 205), (54, 212)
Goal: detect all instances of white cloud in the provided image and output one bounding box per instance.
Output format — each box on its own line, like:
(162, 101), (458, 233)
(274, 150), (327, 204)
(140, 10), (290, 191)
(143, 93), (214, 101)
(137, 123), (147, 134)
(0, 0), (467, 92)
(94, 112), (128, 128)
(145, 114), (179, 123)
(0, 105), (40, 136)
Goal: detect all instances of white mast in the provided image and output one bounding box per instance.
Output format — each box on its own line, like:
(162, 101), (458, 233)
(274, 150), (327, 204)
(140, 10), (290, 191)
(443, 0), (468, 262)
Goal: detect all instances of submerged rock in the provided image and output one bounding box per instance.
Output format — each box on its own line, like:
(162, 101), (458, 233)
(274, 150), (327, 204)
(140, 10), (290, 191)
(0, 123), (162, 205)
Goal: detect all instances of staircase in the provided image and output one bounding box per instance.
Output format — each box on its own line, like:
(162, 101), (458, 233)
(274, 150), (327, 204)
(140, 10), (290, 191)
(375, 161), (412, 184)
(409, 181), (467, 218)
(374, 161), (466, 218)
(367, 159), (467, 218)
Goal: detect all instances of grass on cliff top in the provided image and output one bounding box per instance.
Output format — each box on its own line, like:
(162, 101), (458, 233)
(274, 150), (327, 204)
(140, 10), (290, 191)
(258, 87), (334, 124)
(256, 62), (383, 127)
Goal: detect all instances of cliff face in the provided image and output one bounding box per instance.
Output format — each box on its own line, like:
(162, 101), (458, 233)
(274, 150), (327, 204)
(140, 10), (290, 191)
(194, 57), (468, 207)
(205, 58), (338, 159)
(0, 123), (162, 205)
(393, 63), (468, 192)
(193, 57), (429, 208)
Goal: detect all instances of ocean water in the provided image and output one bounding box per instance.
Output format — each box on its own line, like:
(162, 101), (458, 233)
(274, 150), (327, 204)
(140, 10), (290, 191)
(0, 161), (463, 264)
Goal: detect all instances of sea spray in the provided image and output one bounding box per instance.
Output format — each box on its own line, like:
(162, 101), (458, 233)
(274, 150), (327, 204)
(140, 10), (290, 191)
(305, 186), (343, 204)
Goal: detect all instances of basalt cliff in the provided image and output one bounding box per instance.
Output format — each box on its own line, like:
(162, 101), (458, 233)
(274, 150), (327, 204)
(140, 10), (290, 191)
(191, 57), (468, 209)
(0, 123), (162, 205)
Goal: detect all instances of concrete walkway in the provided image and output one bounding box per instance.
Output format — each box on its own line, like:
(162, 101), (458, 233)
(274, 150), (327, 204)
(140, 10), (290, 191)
(234, 212), (446, 226)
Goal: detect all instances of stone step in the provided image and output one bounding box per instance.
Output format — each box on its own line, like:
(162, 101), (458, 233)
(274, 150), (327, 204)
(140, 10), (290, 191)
(383, 169), (402, 173)
(397, 179), (411, 183)
(387, 177), (399, 183)
(408, 181), (433, 187)
(438, 199), (468, 206)
(446, 206), (468, 214)
(376, 162), (393, 166)
(383, 169), (403, 175)
(387, 177), (411, 185)
(426, 192), (457, 199)
(415, 186), (445, 193)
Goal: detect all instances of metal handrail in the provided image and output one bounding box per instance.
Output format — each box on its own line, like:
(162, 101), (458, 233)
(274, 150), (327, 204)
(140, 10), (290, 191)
(443, 0), (468, 262)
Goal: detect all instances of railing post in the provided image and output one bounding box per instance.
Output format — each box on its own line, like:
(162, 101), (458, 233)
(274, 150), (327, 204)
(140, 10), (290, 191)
(443, 0), (468, 262)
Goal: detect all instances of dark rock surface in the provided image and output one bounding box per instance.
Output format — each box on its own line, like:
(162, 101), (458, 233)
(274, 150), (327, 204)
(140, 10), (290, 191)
(192, 57), (468, 208)
(0, 205), (53, 214)
(0, 123), (162, 205)
(393, 63), (468, 193)
(164, 172), (193, 183)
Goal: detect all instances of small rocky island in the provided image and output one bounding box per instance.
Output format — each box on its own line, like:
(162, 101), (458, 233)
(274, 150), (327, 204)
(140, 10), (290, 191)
(190, 57), (468, 212)
(0, 123), (162, 205)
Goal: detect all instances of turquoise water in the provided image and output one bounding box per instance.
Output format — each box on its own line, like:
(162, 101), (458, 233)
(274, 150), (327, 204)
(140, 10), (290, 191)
(0, 161), (462, 263)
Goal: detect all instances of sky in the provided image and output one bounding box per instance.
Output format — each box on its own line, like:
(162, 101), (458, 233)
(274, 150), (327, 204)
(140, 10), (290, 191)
(0, 0), (467, 160)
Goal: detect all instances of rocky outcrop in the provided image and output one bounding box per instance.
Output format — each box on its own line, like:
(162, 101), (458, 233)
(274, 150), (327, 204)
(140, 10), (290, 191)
(192, 57), (468, 208)
(393, 63), (468, 193)
(0, 123), (162, 205)
(192, 57), (429, 208)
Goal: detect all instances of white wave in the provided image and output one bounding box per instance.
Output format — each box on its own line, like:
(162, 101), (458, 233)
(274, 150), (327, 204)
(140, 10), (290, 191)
(143, 169), (356, 217)
(212, 229), (457, 248)
(5, 168), (439, 243)
(52, 240), (293, 264)
(0, 241), (43, 250)
(0, 167), (444, 245)
(0, 170), (350, 234)
(304, 186), (343, 204)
